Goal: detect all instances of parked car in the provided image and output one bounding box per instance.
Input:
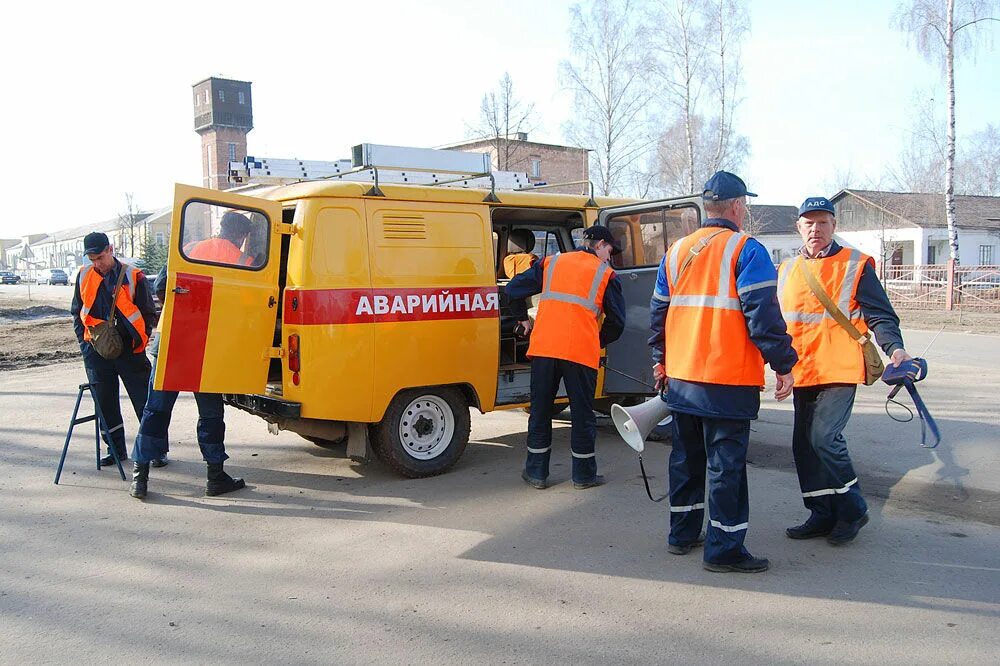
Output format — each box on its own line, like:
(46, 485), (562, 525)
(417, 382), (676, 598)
(0, 270), (21, 284)
(37, 268), (70, 285)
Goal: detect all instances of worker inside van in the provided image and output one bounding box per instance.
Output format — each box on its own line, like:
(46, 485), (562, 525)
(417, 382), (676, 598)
(502, 229), (539, 278)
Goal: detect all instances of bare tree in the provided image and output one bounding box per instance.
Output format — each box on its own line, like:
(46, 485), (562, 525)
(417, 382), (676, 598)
(957, 123), (1000, 195)
(647, 0), (750, 194)
(889, 94), (947, 192)
(561, 0), (655, 196)
(473, 73), (536, 171)
(117, 192), (140, 258)
(894, 0), (999, 261)
(705, 0), (750, 173)
(649, 0), (709, 194)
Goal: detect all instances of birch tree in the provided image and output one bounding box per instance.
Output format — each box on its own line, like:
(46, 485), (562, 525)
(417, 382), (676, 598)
(561, 0), (654, 196)
(894, 0), (999, 261)
(648, 0), (750, 194)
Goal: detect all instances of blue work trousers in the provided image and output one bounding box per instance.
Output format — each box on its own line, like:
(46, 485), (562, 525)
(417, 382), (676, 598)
(669, 412), (752, 565)
(792, 385), (868, 524)
(525, 356), (598, 484)
(81, 346), (151, 457)
(132, 355), (227, 465)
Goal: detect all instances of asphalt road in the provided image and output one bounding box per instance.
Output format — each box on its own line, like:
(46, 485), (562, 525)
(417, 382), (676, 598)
(0, 358), (998, 664)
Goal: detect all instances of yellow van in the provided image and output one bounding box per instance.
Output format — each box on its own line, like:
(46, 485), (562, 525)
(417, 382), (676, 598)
(155, 177), (703, 477)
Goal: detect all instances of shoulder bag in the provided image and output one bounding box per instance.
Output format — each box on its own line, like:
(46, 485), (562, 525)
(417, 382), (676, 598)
(86, 265), (128, 360)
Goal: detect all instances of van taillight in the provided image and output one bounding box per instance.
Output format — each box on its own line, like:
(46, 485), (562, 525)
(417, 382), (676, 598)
(288, 334), (301, 385)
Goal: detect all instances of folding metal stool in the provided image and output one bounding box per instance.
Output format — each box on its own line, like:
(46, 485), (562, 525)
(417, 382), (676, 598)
(54, 382), (127, 484)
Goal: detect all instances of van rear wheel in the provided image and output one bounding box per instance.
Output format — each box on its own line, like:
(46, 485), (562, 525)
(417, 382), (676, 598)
(371, 387), (471, 478)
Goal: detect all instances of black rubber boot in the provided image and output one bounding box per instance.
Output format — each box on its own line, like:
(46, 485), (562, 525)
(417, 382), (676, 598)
(205, 463), (245, 496)
(130, 462), (149, 499)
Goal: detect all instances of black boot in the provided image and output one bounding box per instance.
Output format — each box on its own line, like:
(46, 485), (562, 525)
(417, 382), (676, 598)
(130, 462), (149, 499)
(206, 463), (245, 496)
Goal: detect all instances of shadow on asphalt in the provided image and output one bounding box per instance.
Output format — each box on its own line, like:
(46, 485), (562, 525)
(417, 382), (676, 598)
(6, 401), (997, 628)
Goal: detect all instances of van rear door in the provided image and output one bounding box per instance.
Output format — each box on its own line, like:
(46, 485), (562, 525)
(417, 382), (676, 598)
(596, 196), (703, 394)
(155, 184), (284, 394)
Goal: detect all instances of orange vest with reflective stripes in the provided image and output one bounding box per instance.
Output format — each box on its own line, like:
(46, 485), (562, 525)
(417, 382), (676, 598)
(664, 226), (763, 386)
(527, 251), (613, 369)
(503, 252), (538, 278)
(778, 248), (872, 387)
(79, 263), (149, 353)
(185, 238), (253, 266)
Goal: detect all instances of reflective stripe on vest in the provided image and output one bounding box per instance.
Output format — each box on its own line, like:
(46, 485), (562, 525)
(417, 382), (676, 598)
(778, 248), (872, 387)
(538, 253), (610, 315)
(662, 227), (764, 386)
(79, 262), (149, 353)
(527, 251), (613, 369)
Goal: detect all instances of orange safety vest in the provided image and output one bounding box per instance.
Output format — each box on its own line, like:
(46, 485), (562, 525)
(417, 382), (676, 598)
(185, 238), (253, 266)
(663, 226), (764, 386)
(503, 252), (538, 278)
(79, 262), (149, 353)
(527, 251), (613, 369)
(778, 248), (872, 387)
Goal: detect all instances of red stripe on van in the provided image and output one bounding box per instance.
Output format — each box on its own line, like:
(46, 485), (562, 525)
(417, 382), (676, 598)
(162, 273), (213, 391)
(284, 286), (500, 325)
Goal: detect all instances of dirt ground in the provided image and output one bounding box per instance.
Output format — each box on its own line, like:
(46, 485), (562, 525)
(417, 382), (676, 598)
(0, 285), (79, 371)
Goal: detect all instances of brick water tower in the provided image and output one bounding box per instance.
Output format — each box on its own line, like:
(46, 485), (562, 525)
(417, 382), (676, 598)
(193, 77), (253, 190)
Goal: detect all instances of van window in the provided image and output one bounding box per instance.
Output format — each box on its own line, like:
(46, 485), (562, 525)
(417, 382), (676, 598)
(179, 201), (270, 270)
(606, 206), (700, 269)
(533, 230), (560, 259)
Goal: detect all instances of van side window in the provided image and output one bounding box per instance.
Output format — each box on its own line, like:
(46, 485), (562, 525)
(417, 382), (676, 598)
(533, 231), (559, 259)
(606, 206), (700, 269)
(179, 201), (270, 270)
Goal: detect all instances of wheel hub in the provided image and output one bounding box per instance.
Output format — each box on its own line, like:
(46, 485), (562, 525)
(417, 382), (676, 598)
(398, 395), (456, 460)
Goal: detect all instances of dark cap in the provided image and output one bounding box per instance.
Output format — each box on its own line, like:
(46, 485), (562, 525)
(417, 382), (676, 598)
(702, 171), (757, 201)
(220, 210), (252, 239)
(582, 226), (623, 255)
(83, 232), (110, 255)
(798, 196), (835, 217)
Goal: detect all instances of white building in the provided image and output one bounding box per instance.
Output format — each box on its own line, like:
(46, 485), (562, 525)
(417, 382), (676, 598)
(830, 189), (1000, 267)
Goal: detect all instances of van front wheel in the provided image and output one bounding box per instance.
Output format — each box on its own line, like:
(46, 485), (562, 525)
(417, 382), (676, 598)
(371, 388), (471, 478)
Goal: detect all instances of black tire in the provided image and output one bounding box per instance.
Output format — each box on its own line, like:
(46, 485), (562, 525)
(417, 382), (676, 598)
(371, 387), (471, 478)
(303, 435), (346, 449)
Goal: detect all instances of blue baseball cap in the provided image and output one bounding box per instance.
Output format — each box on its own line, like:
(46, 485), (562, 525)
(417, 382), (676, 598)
(798, 197), (835, 217)
(702, 171), (757, 201)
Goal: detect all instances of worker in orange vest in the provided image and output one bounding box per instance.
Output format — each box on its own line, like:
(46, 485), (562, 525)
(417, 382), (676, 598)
(649, 171), (798, 573)
(502, 229), (539, 278)
(778, 197), (911, 545)
(506, 225), (626, 489)
(71, 232), (159, 467)
(183, 211), (256, 266)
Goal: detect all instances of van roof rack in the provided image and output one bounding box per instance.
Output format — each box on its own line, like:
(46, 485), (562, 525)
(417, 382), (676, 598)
(228, 143), (594, 204)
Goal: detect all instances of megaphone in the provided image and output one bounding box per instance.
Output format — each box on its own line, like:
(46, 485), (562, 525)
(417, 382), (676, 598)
(611, 396), (673, 453)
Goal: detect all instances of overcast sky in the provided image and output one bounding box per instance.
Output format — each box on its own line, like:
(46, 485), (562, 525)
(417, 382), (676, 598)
(2, 0), (997, 238)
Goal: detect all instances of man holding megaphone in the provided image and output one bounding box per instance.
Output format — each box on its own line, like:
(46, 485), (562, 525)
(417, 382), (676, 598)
(647, 171), (798, 573)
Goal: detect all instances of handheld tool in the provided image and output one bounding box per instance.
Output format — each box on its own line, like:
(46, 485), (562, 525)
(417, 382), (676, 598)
(882, 357), (941, 448)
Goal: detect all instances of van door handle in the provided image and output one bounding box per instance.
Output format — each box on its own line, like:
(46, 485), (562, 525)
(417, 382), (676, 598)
(268, 296), (276, 308)
(173, 286), (190, 294)
(628, 273), (638, 281)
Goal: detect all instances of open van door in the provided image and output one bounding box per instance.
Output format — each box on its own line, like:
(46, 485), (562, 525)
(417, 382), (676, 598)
(596, 195), (703, 395)
(154, 184), (284, 394)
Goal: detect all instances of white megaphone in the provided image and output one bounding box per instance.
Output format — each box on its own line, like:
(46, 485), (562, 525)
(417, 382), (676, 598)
(611, 396), (673, 453)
